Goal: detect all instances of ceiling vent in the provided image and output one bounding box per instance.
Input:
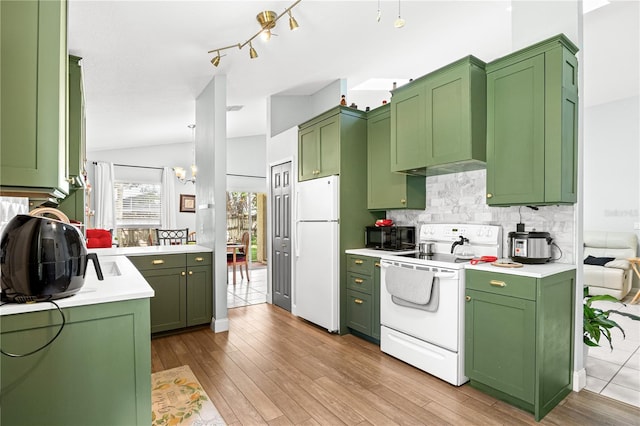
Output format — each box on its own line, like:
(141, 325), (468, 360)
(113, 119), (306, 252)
(226, 105), (244, 112)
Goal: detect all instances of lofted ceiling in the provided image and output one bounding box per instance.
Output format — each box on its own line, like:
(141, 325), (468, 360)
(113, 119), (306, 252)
(68, 1), (636, 153)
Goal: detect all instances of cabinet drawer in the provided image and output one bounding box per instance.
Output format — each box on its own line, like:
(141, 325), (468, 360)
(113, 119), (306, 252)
(346, 254), (375, 276)
(127, 254), (185, 271)
(187, 252), (212, 267)
(346, 289), (372, 335)
(347, 272), (373, 294)
(466, 270), (536, 300)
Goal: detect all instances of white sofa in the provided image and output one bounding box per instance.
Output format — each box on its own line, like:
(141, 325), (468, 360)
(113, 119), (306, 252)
(583, 231), (638, 300)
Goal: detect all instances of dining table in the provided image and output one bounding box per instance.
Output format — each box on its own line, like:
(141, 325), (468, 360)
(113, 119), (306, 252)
(227, 243), (244, 285)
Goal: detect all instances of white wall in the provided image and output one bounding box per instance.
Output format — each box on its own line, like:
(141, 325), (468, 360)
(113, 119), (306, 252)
(227, 134), (267, 193)
(86, 143), (196, 232)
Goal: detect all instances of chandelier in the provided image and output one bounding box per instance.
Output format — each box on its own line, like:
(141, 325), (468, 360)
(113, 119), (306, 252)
(208, 0), (302, 67)
(174, 124), (197, 184)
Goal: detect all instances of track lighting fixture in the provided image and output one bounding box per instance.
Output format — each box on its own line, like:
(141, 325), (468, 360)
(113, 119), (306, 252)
(207, 0), (302, 67)
(394, 0), (405, 28)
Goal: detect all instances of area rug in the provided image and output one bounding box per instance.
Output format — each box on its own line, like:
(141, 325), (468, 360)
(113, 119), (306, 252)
(151, 365), (226, 426)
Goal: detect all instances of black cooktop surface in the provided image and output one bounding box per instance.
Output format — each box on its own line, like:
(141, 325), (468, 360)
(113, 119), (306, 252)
(397, 253), (471, 263)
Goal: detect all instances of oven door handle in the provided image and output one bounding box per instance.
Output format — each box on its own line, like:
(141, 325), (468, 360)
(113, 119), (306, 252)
(434, 271), (457, 279)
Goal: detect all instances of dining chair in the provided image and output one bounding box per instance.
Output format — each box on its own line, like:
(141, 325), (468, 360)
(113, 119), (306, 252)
(155, 228), (189, 245)
(227, 231), (250, 282)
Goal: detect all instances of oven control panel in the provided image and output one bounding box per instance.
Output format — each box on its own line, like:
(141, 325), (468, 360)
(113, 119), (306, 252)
(419, 224), (502, 245)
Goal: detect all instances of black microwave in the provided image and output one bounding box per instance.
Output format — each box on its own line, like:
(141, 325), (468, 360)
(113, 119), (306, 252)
(365, 226), (415, 251)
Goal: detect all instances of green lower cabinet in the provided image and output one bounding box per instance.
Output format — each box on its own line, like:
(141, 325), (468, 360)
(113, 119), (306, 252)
(128, 252), (212, 333)
(345, 254), (381, 341)
(465, 269), (575, 421)
(141, 267), (187, 332)
(0, 299), (151, 425)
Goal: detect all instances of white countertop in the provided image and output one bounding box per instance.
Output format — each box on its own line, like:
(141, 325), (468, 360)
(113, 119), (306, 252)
(465, 260), (576, 278)
(0, 254), (154, 316)
(345, 248), (418, 257)
(345, 248), (575, 278)
(88, 244), (213, 257)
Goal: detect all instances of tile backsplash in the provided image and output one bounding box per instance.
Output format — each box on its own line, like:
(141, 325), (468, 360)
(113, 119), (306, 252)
(0, 196), (29, 236)
(387, 169), (576, 263)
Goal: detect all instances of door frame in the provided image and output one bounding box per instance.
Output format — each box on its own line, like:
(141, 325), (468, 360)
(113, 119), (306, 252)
(267, 157), (295, 306)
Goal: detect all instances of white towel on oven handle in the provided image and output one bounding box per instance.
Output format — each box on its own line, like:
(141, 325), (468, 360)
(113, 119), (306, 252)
(385, 264), (435, 305)
(391, 280), (439, 312)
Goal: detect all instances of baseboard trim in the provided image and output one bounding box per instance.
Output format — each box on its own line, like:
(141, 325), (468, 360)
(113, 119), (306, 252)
(573, 368), (586, 391)
(211, 317), (229, 333)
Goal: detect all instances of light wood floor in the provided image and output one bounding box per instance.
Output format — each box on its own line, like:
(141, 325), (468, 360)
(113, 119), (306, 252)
(151, 304), (640, 425)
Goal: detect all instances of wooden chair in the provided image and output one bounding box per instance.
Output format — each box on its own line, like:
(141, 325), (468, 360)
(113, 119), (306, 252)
(227, 231), (250, 282)
(155, 228), (189, 245)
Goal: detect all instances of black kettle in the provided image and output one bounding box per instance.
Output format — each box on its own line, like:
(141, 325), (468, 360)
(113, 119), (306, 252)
(0, 208), (103, 303)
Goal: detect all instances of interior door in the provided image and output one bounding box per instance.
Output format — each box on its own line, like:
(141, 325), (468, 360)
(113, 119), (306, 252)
(271, 162), (292, 311)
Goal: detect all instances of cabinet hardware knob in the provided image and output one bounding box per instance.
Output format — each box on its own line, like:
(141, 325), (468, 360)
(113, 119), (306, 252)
(400, 199), (406, 204)
(490, 280), (506, 287)
(354, 259), (364, 265)
(354, 278), (364, 284)
(181, 271), (186, 276)
(465, 295), (471, 302)
(487, 193), (493, 198)
(188, 271), (193, 275)
(354, 299), (364, 304)
(195, 257), (204, 262)
(152, 259), (165, 265)
(374, 262), (380, 268)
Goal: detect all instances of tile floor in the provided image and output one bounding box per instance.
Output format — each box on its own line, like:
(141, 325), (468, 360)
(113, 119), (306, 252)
(585, 294), (640, 408)
(227, 263), (268, 308)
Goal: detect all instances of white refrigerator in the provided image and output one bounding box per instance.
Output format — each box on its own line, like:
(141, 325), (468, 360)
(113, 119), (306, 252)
(294, 175), (340, 332)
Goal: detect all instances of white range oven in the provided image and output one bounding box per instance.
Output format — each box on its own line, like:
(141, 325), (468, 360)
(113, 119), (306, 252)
(379, 223), (502, 386)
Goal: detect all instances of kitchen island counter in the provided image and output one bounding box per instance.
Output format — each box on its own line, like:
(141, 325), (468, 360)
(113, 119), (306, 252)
(89, 243), (212, 256)
(0, 254), (154, 316)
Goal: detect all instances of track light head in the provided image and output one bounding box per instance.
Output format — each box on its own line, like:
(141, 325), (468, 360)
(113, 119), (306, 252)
(211, 52), (221, 67)
(288, 11), (299, 30)
(249, 42), (258, 59)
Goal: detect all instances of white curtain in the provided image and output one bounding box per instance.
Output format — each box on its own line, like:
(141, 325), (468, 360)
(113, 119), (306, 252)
(94, 161), (116, 231)
(161, 167), (177, 228)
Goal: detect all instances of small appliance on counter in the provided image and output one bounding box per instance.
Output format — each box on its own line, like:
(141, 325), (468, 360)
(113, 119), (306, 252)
(0, 208), (103, 303)
(508, 230), (556, 264)
(365, 224), (415, 251)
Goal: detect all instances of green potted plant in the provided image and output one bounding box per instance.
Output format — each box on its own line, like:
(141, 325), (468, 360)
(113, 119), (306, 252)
(583, 287), (640, 350)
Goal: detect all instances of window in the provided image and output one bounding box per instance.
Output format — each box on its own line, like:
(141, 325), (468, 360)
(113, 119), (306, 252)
(113, 165), (163, 247)
(115, 182), (161, 227)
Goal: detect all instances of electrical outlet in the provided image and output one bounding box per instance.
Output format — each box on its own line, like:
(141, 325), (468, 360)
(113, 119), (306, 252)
(634, 222), (640, 230)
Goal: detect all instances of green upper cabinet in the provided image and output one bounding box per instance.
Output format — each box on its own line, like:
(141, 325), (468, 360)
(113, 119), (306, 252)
(367, 104), (425, 210)
(391, 56), (487, 176)
(68, 55), (86, 185)
(0, 0), (69, 200)
(486, 34), (579, 206)
(298, 112), (340, 181)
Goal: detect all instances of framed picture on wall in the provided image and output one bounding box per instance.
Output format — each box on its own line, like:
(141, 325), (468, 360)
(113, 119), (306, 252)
(180, 194), (196, 213)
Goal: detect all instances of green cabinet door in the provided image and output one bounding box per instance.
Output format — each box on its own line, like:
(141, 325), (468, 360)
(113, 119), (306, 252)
(142, 267), (187, 333)
(425, 58), (486, 172)
(486, 55), (546, 205)
(0, 0), (69, 199)
(298, 113), (339, 181)
(367, 105), (425, 210)
(390, 82), (426, 172)
(486, 34), (578, 206)
(68, 55), (85, 183)
(346, 289), (372, 335)
(465, 289), (536, 403)
(186, 264), (213, 326)
(1, 299), (151, 425)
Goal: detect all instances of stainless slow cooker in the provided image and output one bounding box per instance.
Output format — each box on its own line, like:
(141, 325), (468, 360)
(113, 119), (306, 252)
(508, 231), (553, 264)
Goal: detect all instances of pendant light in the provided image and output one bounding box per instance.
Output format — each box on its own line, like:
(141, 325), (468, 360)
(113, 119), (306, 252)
(394, 0), (405, 28)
